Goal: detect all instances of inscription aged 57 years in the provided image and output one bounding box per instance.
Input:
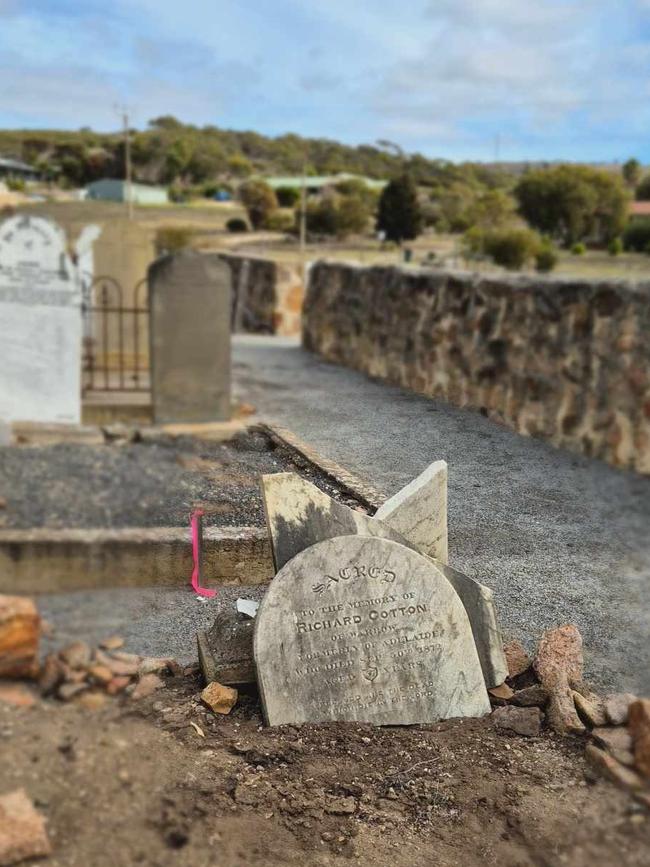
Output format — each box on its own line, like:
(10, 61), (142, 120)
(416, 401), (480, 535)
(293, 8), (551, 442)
(254, 535), (490, 727)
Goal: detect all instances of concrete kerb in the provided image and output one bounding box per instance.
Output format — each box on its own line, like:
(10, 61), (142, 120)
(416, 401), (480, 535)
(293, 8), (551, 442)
(0, 424), (379, 594)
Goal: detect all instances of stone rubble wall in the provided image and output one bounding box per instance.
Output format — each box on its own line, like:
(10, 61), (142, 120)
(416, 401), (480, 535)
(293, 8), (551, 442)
(219, 253), (303, 336)
(303, 262), (650, 474)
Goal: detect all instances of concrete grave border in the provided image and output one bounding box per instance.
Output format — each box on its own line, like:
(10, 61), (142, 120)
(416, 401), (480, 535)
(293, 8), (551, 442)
(0, 422), (377, 594)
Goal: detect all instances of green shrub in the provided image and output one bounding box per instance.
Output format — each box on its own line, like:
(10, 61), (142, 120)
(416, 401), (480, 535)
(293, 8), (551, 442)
(239, 180), (277, 229)
(571, 242), (586, 255)
(6, 177), (26, 192)
(155, 225), (195, 255)
(535, 246), (558, 272)
(263, 210), (295, 232)
(275, 186), (300, 207)
(608, 237), (623, 256)
(226, 217), (248, 233)
(623, 218), (650, 251)
(464, 227), (543, 271)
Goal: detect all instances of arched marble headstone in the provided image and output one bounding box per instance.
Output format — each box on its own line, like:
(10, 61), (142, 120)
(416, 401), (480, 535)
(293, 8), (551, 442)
(0, 215), (81, 424)
(254, 535), (490, 726)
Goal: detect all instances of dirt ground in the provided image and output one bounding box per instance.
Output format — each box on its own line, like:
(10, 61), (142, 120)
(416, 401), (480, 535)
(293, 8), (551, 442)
(2, 674), (649, 867)
(0, 429), (365, 530)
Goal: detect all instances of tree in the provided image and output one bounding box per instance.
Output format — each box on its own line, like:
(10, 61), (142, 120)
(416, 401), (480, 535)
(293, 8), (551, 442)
(514, 165), (628, 246)
(636, 175), (650, 201)
(376, 174), (422, 243)
(623, 158), (642, 189)
(239, 180), (278, 229)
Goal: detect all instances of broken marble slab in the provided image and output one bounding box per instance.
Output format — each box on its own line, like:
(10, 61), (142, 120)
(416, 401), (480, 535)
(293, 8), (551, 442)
(254, 535), (491, 726)
(260, 472), (418, 571)
(375, 460), (448, 564)
(260, 471), (507, 688)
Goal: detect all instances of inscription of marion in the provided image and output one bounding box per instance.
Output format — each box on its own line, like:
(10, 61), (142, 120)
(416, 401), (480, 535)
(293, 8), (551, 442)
(254, 535), (490, 726)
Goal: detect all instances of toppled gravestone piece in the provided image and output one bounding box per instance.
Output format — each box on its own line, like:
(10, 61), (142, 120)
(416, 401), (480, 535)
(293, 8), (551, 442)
(254, 535), (491, 727)
(374, 459), (448, 564)
(261, 471), (507, 688)
(197, 605), (257, 686)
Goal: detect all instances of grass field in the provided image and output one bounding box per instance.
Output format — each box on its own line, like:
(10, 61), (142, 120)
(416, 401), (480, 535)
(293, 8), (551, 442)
(13, 199), (650, 283)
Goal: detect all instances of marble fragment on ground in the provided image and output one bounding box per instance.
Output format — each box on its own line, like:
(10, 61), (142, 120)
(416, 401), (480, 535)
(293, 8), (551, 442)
(375, 459), (448, 564)
(261, 470), (507, 688)
(197, 607), (256, 686)
(254, 535), (491, 726)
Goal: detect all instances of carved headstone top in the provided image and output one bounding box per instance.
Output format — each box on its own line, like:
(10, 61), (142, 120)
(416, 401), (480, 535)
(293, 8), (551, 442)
(0, 215), (76, 302)
(254, 535), (490, 726)
(0, 214), (81, 424)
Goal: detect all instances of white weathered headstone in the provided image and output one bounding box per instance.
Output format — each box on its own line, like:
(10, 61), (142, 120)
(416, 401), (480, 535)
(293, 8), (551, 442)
(0, 215), (81, 424)
(261, 471), (507, 688)
(254, 535), (491, 726)
(375, 460), (448, 564)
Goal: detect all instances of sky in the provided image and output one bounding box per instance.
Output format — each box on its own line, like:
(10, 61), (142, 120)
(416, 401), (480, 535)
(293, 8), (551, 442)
(2, 0), (650, 162)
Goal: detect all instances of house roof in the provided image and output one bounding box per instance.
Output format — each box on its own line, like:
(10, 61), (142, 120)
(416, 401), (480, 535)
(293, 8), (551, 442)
(263, 172), (386, 191)
(0, 156), (37, 173)
(629, 201), (650, 216)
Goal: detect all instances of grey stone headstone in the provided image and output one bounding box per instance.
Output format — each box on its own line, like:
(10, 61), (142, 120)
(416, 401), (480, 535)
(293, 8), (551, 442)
(254, 535), (491, 726)
(197, 607), (256, 686)
(0, 215), (81, 425)
(149, 251), (231, 423)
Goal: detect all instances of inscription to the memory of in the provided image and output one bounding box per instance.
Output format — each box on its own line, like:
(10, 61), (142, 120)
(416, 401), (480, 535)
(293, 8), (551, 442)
(254, 535), (490, 726)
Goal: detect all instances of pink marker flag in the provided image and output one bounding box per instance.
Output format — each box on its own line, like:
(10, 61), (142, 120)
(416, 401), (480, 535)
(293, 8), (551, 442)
(190, 509), (216, 598)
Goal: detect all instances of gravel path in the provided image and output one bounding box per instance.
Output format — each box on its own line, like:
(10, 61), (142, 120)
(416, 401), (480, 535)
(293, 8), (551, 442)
(231, 335), (650, 694)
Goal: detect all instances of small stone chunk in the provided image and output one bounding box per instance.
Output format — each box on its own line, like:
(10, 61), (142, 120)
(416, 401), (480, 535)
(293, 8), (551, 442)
(94, 650), (140, 677)
(0, 596), (40, 680)
(604, 692), (638, 726)
(137, 657), (182, 678)
(572, 690), (608, 728)
(492, 705), (542, 737)
(489, 683), (514, 704)
(503, 640), (531, 679)
(57, 682), (88, 702)
(106, 676), (131, 696)
(0, 683), (36, 709)
(74, 690), (108, 710)
(37, 654), (65, 696)
(99, 636), (124, 651)
(510, 685), (548, 708)
(628, 699), (650, 778)
(546, 687), (586, 736)
(585, 744), (645, 792)
(201, 681), (238, 715)
(0, 788), (51, 866)
(87, 665), (113, 686)
(131, 674), (165, 700)
(591, 727), (635, 766)
(59, 641), (92, 670)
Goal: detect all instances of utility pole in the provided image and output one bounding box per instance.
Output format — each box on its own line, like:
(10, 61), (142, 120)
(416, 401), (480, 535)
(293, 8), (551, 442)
(299, 163), (307, 282)
(119, 106), (134, 220)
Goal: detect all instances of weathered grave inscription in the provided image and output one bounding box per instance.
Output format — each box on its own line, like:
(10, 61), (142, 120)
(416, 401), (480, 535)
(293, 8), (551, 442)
(0, 215), (81, 424)
(254, 535), (490, 726)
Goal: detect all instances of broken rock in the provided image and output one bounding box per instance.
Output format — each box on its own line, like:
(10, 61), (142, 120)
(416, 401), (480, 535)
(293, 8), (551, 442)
(201, 681), (238, 715)
(628, 699), (650, 779)
(510, 685), (548, 708)
(0, 788), (51, 866)
(492, 705), (542, 737)
(572, 690), (608, 728)
(585, 744), (645, 792)
(605, 692), (638, 726)
(534, 625), (584, 735)
(59, 641), (92, 670)
(0, 683), (36, 709)
(591, 727), (635, 767)
(489, 683), (514, 704)
(131, 674), (165, 700)
(137, 657), (182, 678)
(503, 640), (531, 679)
(37, 654), (65, 696)
(0, 596), (40, 679)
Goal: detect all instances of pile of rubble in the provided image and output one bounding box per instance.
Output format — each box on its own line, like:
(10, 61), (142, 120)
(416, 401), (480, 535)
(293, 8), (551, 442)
(490, 626), (650, 808)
